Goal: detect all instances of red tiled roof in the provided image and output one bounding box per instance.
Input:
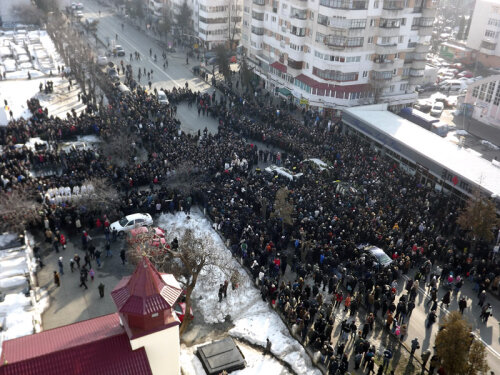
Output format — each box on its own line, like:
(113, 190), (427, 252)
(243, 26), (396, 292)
(0, 313), (123, 364)
(0, 332), (152, 375)
(112, 257), (182, 316)
(270, 61), (287, 73)
(0, 313), (153, 375)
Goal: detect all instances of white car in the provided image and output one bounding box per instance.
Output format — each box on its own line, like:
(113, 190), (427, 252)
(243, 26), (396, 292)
(110, 213), (153, 236)
(430, 102), (444, 117)
(158, 90), (169, 105)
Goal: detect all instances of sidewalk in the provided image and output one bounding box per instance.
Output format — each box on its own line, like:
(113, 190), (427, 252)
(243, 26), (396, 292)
(36, 231), (134, 330)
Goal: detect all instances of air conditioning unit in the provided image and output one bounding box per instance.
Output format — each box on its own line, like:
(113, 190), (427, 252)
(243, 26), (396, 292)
(281, 26), (287, 32)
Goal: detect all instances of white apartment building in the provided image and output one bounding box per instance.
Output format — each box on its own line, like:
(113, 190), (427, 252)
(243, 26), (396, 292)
(466, 0), (500, 68)
(241, 0), (437, 112)
(167, 0), (243, 50)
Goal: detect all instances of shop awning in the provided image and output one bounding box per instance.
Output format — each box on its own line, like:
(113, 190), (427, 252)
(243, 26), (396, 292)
(277, 87), (292, 97)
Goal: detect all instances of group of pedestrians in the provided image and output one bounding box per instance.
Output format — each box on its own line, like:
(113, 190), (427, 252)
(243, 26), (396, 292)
(1, 33), (500, 374)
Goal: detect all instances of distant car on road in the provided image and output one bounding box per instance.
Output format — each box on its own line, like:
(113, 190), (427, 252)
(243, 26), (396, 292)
(115, 45), (125, 56)
(110, 213), (153, 236)
(430, 102), (444, 117)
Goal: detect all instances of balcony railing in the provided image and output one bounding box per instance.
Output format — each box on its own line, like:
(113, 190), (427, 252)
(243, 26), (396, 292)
(383, 0), (404, 10)
(319, 0), (368, 10)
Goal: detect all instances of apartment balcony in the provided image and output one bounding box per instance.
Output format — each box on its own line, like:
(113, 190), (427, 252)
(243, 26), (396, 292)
(253, 0), (265, 6)
(422, 5), (437, 18)
(378, 26), (401, 37)
(290, 0), (309, 9)
(319, 0), (368, 10)
(415, 42), (430, 53)
(375, 43), (398, 55)
(372, 59), (395, 71)
(418, 26), (433, 36)
(382, 0), (405, 15)
(412, 59), (426, 69)
(409, 75), (425, 85)
(371, 71), (394, 81)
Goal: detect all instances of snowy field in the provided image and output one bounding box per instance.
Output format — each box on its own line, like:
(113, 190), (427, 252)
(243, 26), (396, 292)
(0, 234), (50, 355)
(157, 210), (321, 375)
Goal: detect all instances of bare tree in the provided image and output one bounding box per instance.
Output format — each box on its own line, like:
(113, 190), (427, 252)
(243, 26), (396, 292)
(128, 227), (239, 335)
(176, 0), (193, 36)
(100, 129), (136, 167)
(77, 178), (121, 215)
(457, 188), (499, 251)
(10, 4), (44, 25)
(215, 45), (231, 82)
(0, 188), (42, 232)
(270, 187), (294, 230)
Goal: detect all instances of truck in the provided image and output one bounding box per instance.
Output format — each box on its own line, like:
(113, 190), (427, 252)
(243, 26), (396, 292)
(399, 107), (439, 131)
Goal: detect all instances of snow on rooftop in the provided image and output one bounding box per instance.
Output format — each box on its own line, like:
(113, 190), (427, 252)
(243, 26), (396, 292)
(344, 104), (500, 196)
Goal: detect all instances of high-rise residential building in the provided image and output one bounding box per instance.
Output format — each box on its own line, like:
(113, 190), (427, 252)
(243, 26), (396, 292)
(466, 0), (500, 69)
(241, 0), (437, 113)
(167, 0), (243, 50)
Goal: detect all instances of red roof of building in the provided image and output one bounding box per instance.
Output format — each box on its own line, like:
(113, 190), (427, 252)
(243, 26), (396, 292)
(0, 314), (152, 375)
(112, 257), (183, 316)
(270, 61), (287, 73)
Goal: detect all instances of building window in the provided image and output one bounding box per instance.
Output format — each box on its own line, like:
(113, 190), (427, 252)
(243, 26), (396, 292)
(312, 67), (359, 81)
(493, 84), (500, 105)
(485, 30), (496, 38)
(479, 83), (487, 100)
(318, 14), (328, 25)
(486, 81), (496, 102)
(398, 36), (404, 43)
(400, 83), (408, 91)
(363, 70), (368, 78)
(368, 36), (374, 43)
(488, 18), (500, 27)
(472, 85), (479, 98)
(374, 1), (379, 8)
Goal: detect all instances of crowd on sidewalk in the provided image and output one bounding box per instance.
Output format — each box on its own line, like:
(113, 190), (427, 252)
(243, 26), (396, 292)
(1, 44), (500, 375)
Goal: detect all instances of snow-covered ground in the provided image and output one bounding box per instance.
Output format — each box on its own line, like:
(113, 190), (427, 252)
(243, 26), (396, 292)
(181, 340), (292, 375)
(0, 234), (50, 355)
(0, 29), (85, 125)
(157, 210), (321, 375)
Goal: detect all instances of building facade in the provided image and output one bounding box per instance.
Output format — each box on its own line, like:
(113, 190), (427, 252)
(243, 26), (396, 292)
(167, 0), (242, 50)
(461, 75), (500, 128)
(241, 0), (437, 112)
(466, 0), (500, 68)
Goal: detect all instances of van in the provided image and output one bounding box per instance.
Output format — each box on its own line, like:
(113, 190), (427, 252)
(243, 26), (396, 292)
(439, 79), (465, 92)
(363, 245), (393, 268)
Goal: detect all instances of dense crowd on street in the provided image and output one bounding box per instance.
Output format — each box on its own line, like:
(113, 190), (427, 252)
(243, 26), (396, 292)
(1, 49), (499, 374)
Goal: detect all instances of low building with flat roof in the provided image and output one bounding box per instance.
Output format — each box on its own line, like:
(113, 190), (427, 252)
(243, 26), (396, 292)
(342, 104), (500, 205)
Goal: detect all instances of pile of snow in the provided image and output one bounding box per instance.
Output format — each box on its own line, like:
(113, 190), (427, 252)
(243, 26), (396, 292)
(181, 341), (292, 375)
(158, 210), (320, 375)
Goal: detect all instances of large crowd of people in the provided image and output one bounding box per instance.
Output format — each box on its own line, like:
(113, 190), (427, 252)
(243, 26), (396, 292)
(1, 42), (499, 374)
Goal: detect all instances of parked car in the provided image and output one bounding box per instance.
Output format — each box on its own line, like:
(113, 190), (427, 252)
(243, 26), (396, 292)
(430, 102), (444, 117)
(114, 45), (125, 56)
(128, 226), (167, 248)
(110, 213), (153, 236)
(363, 245), (393, 268)
(97, 55), (107, 66)
(173, 302), (193, 323)
(157, 90), (169, 105)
